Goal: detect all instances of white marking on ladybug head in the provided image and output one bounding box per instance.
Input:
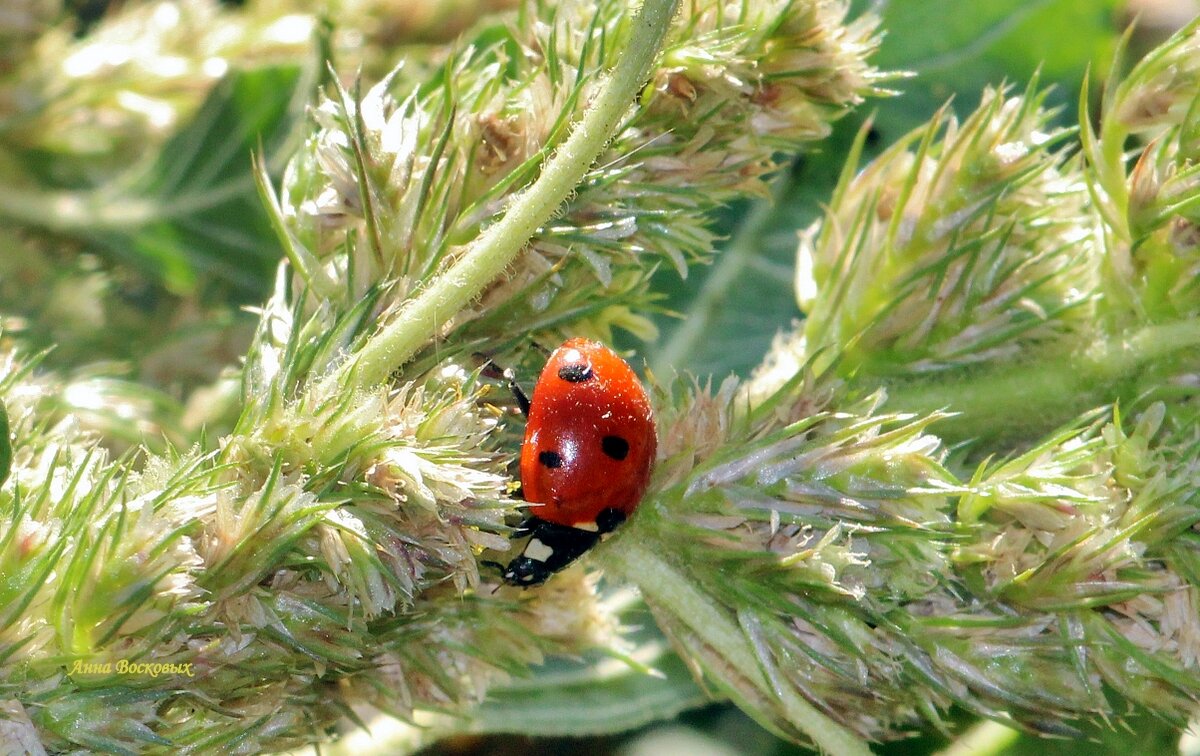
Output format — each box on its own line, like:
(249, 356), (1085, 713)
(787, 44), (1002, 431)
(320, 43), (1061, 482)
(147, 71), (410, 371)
(574, 522), (600, 532)
(524, 538), (555, 563)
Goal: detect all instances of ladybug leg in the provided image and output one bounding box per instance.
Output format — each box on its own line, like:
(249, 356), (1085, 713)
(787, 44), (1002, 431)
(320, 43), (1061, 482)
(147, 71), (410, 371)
(508, 374), (531, 417)
(481, 511), (540, 581)
(511, 515), (536, 538)
(476, 354), (532, 417)
(595, 508), (627, 534)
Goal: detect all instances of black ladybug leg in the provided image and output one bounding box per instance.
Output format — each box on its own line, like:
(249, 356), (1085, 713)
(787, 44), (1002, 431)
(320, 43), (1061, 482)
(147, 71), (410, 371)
(595, 508), (627, 534)
(476, 354), (532, 417)
(508, 373), (531, 417)
(511, 515), (536, 538)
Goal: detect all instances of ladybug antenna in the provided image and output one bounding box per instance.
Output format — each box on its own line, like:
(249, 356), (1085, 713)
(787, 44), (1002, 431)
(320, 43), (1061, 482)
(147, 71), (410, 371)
(474, 353), (531, 416)
(480, 560), (507, 594)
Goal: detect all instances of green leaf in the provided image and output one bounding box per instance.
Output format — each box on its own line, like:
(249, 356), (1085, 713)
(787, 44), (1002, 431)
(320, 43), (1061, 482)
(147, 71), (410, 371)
(90, 63), (317, 298)
(473, 649), (705, 737)
(472, 597), (708, 737)
(871, 0), (1120, 135)
(994, 709), (1182, 755)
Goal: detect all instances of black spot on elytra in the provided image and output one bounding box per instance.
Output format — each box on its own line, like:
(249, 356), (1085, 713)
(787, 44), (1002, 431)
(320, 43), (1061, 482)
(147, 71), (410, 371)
(538, 450), (563, 468)
(601, 435), (630, 461)
(557, 363), (594, 382)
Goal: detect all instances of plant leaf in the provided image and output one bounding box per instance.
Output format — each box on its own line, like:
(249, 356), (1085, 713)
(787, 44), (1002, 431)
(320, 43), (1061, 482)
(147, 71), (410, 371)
(472, 599), (707, 737)
(871, 0), (1120, 135)
(91, 62), (317, 298)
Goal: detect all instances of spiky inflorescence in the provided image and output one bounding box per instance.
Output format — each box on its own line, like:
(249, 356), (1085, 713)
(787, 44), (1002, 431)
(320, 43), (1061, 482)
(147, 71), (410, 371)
(0, 0), (517, 173)
(2, 0), (890, 750)
(1084, 18), (1200, 324)
(673, 18), (1200, 749)
(0, 326), (614, 752)
(0, 0), (524, 385)
(0, 1), (314, 171)
(605, 368), (1200, 747)
(794, 82), (1099, 378)
(752, 21), (1200, 447)
(279, 0), (886, 365)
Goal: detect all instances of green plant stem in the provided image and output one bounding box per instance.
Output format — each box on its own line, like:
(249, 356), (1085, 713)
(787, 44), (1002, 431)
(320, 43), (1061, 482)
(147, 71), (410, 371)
(0, 184), (159, 232)
(336, 0), (681, 391)
(934, 720), (1020, 756)
(884, 319), (1200, 438)
(601, 530), (873, 756)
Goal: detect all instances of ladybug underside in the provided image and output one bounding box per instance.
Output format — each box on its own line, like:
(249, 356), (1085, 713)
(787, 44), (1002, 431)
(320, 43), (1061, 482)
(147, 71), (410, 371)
(498, 509), (627, 586)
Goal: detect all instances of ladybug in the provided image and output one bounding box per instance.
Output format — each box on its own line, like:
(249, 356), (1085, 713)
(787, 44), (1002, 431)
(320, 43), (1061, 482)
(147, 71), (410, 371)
(493, 338), (657, 586)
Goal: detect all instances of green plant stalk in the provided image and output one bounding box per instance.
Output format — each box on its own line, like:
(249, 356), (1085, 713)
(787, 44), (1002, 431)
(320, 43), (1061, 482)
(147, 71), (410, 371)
(935, 720), (1020, 756)
(0, 184), (161, 232)
(884, 319), (1200, 436)
(336, 0), (681, 391)
(601, 530), (872, 756)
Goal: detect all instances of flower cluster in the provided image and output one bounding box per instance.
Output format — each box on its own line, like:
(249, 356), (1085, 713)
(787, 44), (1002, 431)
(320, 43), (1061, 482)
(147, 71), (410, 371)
(607, 372), (1200, 749)
(18, 1), (1200, 755)
(1085, 18), (1200, 323)
(794, 83), (1099, 378)
(1, 0), (889, 751)
(593, 18), (1200, 752)
(279, 0), (886, 362)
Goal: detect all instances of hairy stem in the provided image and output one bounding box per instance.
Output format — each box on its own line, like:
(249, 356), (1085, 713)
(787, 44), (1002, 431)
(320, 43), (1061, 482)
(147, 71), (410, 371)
(337, 0), (681, 391)
(884, 319), (1200, 437)
(601, 530), (873, 756)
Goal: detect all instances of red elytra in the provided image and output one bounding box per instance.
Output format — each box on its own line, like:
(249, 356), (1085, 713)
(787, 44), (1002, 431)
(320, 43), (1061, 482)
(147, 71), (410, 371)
(519, 337), (657, 528)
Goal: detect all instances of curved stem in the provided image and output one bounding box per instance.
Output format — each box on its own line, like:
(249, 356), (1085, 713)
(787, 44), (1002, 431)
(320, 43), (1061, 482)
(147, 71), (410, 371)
(601, 531), (873, 756)
(337, 0), (681, 392)
(884, 319), (1200, 439)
